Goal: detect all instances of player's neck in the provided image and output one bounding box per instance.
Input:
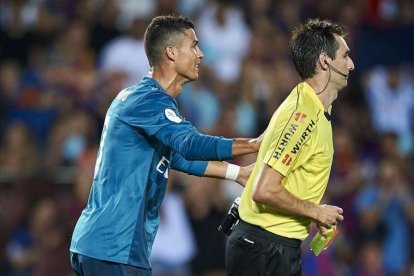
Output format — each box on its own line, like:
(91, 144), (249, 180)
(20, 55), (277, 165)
(151, 67), (184, 97)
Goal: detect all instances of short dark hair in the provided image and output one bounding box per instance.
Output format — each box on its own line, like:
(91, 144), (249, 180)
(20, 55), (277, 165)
(144, 15), (195, 66)
(290, 19), (345, 80)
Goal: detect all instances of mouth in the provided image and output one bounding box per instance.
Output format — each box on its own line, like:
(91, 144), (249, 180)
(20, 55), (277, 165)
(195, 64), (200, 73)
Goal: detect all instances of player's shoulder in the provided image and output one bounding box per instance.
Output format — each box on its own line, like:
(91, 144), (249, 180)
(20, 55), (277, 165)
(120, 82), (174, 107)
(113, 84), (178, 121)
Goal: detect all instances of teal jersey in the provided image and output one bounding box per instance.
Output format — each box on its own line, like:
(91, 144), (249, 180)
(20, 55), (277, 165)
(70, 77), (233, 268)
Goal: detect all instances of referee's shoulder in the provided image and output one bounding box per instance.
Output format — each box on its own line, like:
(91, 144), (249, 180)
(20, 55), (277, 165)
(291, 94), (320, 122)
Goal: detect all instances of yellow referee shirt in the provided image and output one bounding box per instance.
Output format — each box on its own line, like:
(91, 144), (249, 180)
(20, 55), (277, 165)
(239, 82), (334, 240)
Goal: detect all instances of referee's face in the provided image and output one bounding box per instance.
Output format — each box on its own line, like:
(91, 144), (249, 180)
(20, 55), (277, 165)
(331, 35), (354, 90)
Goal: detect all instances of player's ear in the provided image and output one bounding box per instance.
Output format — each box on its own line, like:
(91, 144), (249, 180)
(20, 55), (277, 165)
(166, 46), (177, 61)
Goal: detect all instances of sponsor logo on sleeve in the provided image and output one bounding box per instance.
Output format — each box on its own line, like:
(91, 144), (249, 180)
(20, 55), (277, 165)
(273, 117), (317, 165)
(282, 154), (293, 166)
(294, 112), (307, 123)
(165, 108), (183, 123)
(291, 119), (316, 154)
(273, 123), (299, 160)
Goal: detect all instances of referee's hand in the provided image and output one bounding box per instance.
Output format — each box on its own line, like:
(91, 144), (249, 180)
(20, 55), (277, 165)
(315, 204), (343, 229)
(316, 224), (336, 238)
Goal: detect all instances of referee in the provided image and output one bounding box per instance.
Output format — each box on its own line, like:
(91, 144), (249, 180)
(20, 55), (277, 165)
(225, 19), (354, 275)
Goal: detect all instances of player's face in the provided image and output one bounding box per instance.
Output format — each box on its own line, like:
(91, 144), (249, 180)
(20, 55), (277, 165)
(175, 29), (204, 82)
(331, 35), (354, 89)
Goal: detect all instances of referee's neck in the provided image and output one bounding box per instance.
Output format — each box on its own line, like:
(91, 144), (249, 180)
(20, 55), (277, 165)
(305, 79), (337, 110)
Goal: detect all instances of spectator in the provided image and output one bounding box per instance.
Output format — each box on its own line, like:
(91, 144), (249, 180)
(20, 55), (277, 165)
(0, 121), (39, 180)
(196, 0), (250, 82)
(364, 64), (414, 155)
(99, 18), (150, 86)
(355, 158), (414, 275)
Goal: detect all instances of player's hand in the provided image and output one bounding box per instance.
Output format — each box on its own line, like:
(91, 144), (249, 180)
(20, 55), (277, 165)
(315, 204), (343, 229)
(236, 163), (255, 187)
(248, 131), (265, 151)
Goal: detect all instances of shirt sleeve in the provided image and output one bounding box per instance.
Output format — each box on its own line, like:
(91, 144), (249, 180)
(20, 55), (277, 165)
(264, 108), (319, 176)
(118, 91), (233, 161)
(170, 151), (208, 176)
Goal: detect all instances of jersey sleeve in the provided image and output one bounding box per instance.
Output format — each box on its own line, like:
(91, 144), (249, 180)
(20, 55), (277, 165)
(118, 91), (233, 161)
(170, 151), (208, 176)
(264, 108), (320, 176)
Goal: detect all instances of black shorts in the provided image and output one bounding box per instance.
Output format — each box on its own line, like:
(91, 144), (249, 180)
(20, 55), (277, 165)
(225, 220), (302, 276)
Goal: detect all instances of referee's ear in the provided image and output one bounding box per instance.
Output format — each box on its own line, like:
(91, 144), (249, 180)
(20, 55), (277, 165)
(318, 53), (329, 71)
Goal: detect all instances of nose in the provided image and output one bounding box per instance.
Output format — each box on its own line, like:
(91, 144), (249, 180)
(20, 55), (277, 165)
(197, 46), (204, 59)
(348, 58), (355, 71)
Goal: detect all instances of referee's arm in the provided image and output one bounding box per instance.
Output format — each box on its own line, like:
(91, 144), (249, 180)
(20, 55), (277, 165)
(252, 164), (344, 228)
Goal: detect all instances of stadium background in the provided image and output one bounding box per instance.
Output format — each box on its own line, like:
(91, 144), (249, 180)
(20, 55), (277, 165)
(0, 0), (413, 275)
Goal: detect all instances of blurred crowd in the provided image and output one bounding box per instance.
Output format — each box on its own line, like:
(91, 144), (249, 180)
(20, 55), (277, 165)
(1, 0), (413, 275)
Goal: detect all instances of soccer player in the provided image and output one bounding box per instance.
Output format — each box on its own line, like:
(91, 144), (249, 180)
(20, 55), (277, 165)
(225, 19), (354, 275)
(69, 15), (262, 276)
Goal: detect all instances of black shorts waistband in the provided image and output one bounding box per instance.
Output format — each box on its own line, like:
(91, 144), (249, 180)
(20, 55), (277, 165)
(237, 220), (302, 248)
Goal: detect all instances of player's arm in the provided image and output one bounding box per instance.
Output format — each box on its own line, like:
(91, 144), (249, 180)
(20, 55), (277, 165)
(252, 164), (344, 228)
(203, 161), (254, 187)
(171, 151), (254, 187)
(231, 134), (264, 157)
(123, 92), (262, 160)
(156, 124), (262, 161)
(152, 94), (263, 160)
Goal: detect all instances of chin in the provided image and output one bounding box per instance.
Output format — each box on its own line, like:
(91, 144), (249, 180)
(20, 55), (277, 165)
(338, 79), (347, 88)
(190, 73), (199, 81)
(183, 76), (198, 84)
(343, 80), (348, 88)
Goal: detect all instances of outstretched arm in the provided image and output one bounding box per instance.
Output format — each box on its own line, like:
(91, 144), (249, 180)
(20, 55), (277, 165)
(203, 161), (255, 187)
(231, 133), (264, 157)
(156, 125), (263, 161)
(252, 164), (344, 228)
(170, 151), (254, 186)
